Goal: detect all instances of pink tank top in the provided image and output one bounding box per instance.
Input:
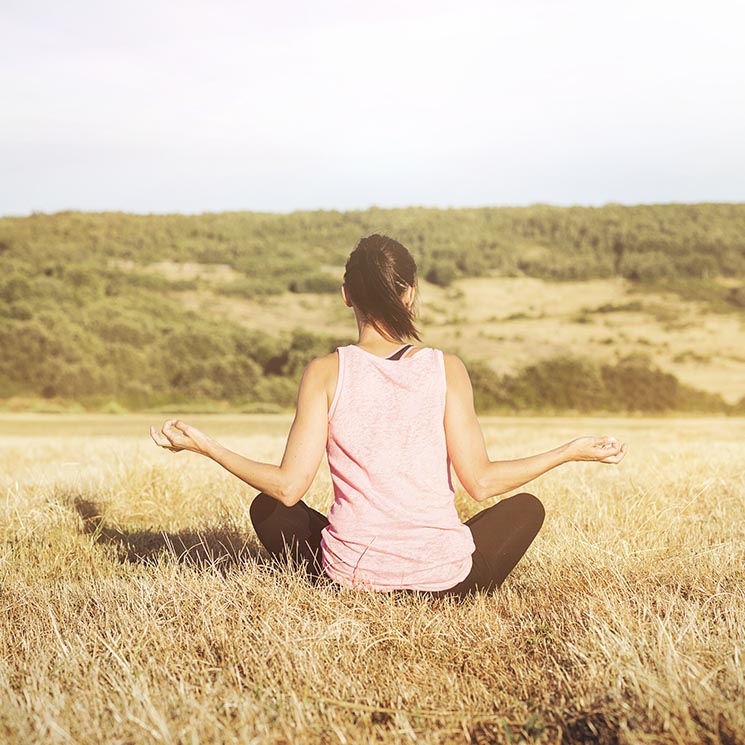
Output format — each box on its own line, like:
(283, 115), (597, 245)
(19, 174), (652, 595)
(321, 344), (475, 591)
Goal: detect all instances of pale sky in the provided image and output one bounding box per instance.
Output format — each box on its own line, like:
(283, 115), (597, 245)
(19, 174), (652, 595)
(1, 0), (744, 216)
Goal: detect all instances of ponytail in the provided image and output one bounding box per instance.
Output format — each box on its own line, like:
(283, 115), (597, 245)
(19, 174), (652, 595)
(343, 234), (421, 342)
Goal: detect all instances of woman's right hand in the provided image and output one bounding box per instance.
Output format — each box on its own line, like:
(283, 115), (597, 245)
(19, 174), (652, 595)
(150, 419), (217, 457)
(566, 435), (627, 464)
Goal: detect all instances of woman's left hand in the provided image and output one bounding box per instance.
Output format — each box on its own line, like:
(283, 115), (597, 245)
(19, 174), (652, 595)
(567, 435), (628, 464)
(150, 419), (216, 457)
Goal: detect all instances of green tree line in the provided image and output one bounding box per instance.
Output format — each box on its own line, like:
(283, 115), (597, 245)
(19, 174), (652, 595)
(2, 202), (745, 284)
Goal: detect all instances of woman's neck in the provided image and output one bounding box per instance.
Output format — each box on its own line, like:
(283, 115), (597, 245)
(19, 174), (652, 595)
(354, 319), (408, 355)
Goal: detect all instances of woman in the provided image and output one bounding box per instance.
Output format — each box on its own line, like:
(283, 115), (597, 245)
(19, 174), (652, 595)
(151, 234), (627, 596)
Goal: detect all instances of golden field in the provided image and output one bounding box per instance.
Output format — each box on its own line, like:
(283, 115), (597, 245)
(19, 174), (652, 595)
(1, 414), (743, 744)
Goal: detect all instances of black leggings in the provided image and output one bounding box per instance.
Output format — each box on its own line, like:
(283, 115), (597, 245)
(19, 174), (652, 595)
(249, 492), (545, 597)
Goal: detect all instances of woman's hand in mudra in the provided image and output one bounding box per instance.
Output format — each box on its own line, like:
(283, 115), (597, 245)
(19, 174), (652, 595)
(150, 419), (215, 457)
(567, 435), (628, 464)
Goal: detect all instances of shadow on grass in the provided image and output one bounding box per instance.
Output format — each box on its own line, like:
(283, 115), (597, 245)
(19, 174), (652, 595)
(560, 711), (619, 745)
(72, 496), (264, 572)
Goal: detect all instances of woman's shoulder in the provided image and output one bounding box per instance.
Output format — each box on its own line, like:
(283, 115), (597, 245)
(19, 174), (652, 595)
(299, 352), (340, 412)
(441, 350), (467, 368)
(309, 351), (343, 387)
(441, 351), (471, 386)
(307, 351), (340, 376)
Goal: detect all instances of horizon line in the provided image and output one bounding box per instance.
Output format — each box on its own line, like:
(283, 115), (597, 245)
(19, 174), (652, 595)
(2, 198), (744, 220)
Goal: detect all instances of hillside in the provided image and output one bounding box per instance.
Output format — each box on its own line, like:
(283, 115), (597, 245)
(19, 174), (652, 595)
(1, 205), (744, 413)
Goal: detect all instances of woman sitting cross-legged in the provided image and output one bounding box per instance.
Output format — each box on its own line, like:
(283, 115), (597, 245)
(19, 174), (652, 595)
(151, 233), (627, 596)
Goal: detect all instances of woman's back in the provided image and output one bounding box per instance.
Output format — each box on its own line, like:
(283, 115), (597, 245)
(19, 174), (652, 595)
(321, 343), (475, 591)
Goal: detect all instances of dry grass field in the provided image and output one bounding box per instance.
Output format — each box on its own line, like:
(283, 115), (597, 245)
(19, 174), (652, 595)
(1, 414), (743, 744)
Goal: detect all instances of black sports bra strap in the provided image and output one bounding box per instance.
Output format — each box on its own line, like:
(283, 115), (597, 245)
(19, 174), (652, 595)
(386, 344), (413, 360)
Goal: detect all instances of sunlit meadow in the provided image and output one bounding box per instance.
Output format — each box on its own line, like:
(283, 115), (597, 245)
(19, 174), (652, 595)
(1, 414), (742, 744)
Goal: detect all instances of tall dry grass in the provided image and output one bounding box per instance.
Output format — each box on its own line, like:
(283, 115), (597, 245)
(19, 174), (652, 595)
(1, 415), (743, 744)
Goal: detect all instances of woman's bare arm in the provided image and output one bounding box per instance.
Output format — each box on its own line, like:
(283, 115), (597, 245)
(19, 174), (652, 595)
(443, 353), (627, 502)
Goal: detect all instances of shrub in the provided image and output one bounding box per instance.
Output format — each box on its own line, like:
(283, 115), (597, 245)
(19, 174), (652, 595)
(465, 353), (730, 414)
(425, 260), (457, 287)
(252, 375), (298, 408)
(466, 360), (512, 412)
(620, 252), (674, 281)
(726, 286), (745, 309)
(510, 356), (608, 411)
(288, 274), (340, 294)
(601, 354), (679, 411)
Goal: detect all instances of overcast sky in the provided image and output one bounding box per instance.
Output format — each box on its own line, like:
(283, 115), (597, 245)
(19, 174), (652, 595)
(1, 0), (743, 216)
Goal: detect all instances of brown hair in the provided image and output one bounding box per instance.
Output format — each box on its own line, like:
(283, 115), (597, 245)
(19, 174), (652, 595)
(343, 234), (421, 342)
